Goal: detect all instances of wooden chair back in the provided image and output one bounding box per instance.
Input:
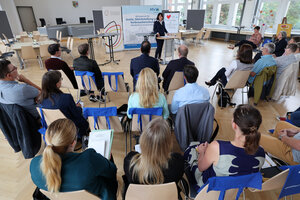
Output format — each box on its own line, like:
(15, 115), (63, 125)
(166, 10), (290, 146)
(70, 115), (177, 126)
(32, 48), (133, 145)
(39, 44), (50, 58)
(250, 169), (289, 192)
(224, 70), (251, 90)
(131, 114), (162, 132)
(168, 71), (185, 91)
(40, 189), (100, 200)
(33, 34), (40, 41)
(75, 73), (98, 91)
(21, 46), (37, 59)
(37, 108), (66, 125)
(103, 74), (127, 92)
(69, 38), (74, 50)
(195, 184), (238, 200)
(196, 30), (205, 40)
(203, 29), (211, 40)
(32, 31), (40, 35)
(125, 182), (178, 200)
(21, 36), (32, 43)
(57, 70), (75, 89)
(88, 116), (122, 132)
(66, 37), (71, 49)
(39, 36), (49, 41)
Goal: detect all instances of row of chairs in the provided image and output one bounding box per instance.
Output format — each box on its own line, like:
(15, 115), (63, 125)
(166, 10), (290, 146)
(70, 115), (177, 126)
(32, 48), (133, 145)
(39, 164), (300, 200)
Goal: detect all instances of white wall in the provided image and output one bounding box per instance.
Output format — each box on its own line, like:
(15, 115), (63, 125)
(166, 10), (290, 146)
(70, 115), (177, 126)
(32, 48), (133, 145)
(14, 0), (132, 26)
(0, 0), (22, 35)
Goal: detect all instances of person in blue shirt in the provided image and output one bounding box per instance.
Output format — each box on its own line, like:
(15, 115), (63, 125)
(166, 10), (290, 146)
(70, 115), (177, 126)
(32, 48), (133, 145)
(30, 119), (118, 200)
(127, 68), (169, 119)
(39, 70), (89, 138)
(248, 42), (276, 84)
(171, 65), (210, 114)
(153, 13), (168, 60)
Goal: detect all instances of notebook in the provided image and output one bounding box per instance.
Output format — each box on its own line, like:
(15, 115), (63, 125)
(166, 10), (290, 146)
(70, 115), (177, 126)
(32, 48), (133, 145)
(88, 129), (113, 159)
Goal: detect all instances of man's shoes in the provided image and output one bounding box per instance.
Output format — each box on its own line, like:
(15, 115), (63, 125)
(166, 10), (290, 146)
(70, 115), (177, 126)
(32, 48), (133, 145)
(205, 81), (214, 87)
(89, 95), (98, 102)
(89, 95), (105, 103)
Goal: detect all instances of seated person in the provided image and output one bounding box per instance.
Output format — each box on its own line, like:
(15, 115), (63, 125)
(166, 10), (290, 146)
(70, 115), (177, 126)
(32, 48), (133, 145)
(38, 71), (89, 139)
(0, 59), (41, 119)
(254, 31), (288, 62)
(277, 106), (300, 131)
(130, 41), (159, 89)
(127, 68), (169, 119)
(123, 118), (184, 196)
(288, 36), (300, 45)
(260, 121), (300, 165)
(171, 65), (210, 114)
(45, 43), (78, 89)
(73, 43), (104, 102)
(162, 44), (194, 92)
(30, 119), (118, 200)
(205, 44), (254, 87)
(275, 43), (299, 78)
(228, 26), (262, 50)
(248, 43), (276, 84)
(184, 105), (265, 191)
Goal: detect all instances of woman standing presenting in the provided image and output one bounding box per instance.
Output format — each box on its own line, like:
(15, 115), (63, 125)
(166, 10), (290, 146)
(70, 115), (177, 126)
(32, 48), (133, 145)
(153, 13), (168, 61)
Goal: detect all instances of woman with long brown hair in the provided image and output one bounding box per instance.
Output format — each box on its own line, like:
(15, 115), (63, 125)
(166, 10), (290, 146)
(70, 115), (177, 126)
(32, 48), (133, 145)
(185, 105), (265, 191)
(127, 67), (169, 119)
(123, 118), (184, 195)
(30, 119), (118, 200)
(205, 43), (254, 87)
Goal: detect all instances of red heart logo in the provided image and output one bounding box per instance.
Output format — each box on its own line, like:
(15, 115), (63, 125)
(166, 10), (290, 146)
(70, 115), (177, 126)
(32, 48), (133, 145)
(167, 15), (171, 19)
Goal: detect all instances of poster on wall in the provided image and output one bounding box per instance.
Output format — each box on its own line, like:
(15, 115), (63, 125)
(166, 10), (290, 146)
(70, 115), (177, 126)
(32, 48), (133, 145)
(164, 12), (179, 34)
(122, 5), (162, 49)
(102, 6), (124, 52)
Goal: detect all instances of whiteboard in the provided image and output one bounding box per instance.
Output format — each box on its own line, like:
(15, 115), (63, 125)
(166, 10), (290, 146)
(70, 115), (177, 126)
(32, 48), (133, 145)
(164, 12), (180, 34)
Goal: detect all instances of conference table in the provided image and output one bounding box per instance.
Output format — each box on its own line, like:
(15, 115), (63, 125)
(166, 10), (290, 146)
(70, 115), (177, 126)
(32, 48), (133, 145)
(179, 30), (200, 40)
(136, 32), (156, 41)
(11, 40), (55, 69)
(156, 35), (177, 65)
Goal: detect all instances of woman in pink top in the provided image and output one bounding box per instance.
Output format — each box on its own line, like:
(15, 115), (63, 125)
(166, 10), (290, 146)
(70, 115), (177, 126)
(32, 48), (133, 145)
(229, 26), (262, 50)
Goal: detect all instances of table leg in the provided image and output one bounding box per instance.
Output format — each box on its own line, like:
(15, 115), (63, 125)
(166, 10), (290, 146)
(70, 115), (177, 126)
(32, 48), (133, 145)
(15, 50), (24, 69)
(171, 39), (174, 61)
(88, 38), (95, 60)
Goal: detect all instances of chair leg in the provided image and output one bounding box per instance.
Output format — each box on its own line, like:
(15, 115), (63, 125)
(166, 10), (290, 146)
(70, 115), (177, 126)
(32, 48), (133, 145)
(211, 84), (219, 103)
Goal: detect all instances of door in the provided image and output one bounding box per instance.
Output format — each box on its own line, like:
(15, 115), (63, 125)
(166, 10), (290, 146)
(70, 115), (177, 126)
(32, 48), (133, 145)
(17, 6), (37, 32)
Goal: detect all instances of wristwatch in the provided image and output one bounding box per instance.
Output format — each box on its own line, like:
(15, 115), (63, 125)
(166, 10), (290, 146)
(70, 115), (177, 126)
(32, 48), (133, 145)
(278, 134), (287, 140)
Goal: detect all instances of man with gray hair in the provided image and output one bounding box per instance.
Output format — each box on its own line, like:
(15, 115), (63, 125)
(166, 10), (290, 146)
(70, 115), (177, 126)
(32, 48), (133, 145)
(248, 42), (276, 84)
(162, 44), (194, 91)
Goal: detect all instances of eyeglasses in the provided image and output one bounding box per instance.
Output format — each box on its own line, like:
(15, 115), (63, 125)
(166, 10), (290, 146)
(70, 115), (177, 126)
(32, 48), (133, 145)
(7, 66), (17, 74)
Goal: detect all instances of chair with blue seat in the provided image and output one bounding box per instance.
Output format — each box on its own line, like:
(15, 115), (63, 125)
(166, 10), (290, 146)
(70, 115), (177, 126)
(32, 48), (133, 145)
(74, 70), (103, 103)
(193, 173), (262, 200)
(83, 107), (122, 132)
(277, 165), (300, 200)
(102, 72), (130, 105)
(127, 107), (163, 152)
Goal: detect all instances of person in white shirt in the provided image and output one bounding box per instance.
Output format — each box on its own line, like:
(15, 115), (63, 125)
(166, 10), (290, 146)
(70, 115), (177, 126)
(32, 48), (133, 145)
(205, 44), (254, 87)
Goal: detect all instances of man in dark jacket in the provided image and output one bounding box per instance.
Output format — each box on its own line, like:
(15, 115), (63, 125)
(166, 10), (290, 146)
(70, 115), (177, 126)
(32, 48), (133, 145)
(162, 45), (194, 91)
(130, 41), (160, 89)
(45, 43), (78, 89)
(73, 43), (104, 102)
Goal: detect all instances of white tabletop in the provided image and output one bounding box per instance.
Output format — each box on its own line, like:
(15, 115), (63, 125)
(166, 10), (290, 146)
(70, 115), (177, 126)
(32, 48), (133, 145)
(11, 40), (56, 50)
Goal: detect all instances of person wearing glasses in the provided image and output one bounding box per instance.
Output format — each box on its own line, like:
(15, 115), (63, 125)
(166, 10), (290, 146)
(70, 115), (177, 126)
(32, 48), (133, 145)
(0, 59), (41, 119)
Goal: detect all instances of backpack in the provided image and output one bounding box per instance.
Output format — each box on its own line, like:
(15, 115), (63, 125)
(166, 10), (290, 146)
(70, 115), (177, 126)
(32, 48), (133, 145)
(217, 90), (236, 108)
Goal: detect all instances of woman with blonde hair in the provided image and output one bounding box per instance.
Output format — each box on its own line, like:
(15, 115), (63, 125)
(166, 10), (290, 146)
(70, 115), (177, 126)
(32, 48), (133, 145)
(30, 119), (118, 200)
(123, 118), (184, 195)
(127, 67), (169, 119)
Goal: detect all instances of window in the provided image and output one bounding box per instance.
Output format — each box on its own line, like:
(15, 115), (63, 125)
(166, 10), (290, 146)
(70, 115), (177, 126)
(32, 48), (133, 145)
(286, 0), (300, 30)
(218, 4), (230, 25)
(258, 1), (279, 29)
(234, 3), (243, 26)
(203, 4), (213, 24)
(167, 0), (193, 24)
